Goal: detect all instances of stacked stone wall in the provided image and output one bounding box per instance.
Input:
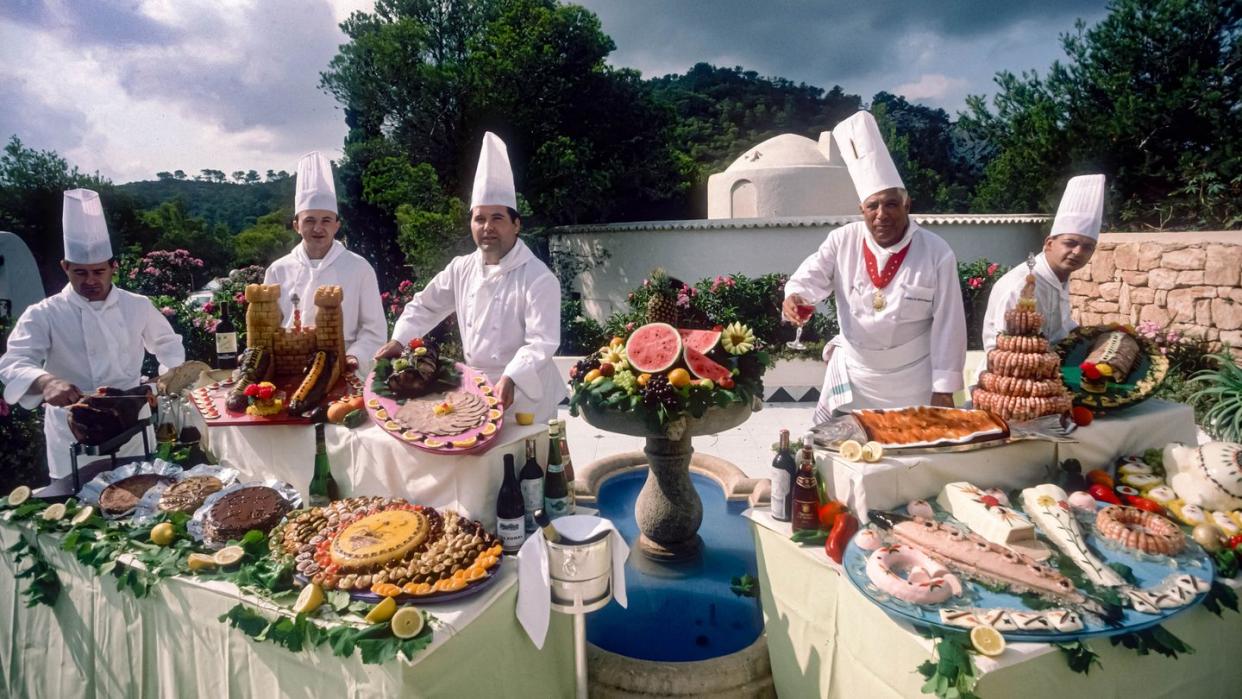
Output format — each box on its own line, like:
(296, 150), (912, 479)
(1069, 232), (1242, 360)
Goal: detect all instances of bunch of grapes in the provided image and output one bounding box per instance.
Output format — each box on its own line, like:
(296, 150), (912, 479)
(641, 374), (682, 410)
(570, 356), (601, 381)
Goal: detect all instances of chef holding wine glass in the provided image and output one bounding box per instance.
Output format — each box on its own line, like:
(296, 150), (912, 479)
(782, 111), (967, 424)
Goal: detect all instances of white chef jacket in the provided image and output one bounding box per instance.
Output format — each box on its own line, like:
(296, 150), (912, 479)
(979, 252), (1076, 365)
(391, 239), (566, 423)
(263, 240), (387, 377)
(784, 221), (966, 420)
(0, 285), (185, 478)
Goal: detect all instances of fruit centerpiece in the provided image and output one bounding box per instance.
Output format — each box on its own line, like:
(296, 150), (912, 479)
(568, 321), (770, 560)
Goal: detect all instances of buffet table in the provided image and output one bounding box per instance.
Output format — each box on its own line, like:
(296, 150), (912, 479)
(746, 510), (1242, 698)
(196, 417), (548, 531)
(825, 399), (1196, 518)
(0, 522), (573, 698)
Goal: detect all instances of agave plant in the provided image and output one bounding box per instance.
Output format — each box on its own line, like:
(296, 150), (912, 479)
(1189, 353), (1242, 443)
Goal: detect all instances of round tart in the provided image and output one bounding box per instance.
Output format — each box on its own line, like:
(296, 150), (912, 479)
(158, 476), (224, 514)
(330, 509), (430, 571)
(100, 474), (172, 516)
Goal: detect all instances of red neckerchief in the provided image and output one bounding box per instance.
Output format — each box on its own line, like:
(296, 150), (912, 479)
(861, 238), (910, 289)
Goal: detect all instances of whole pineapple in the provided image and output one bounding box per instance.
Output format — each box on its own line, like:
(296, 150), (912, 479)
(645, 268), (680, 325)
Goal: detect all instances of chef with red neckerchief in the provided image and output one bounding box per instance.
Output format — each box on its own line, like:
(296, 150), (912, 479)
(782, 111), (967, 424)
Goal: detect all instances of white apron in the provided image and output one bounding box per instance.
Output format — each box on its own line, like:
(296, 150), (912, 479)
(813, 331), (933, 424)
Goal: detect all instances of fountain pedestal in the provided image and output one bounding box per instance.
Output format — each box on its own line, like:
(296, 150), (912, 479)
(581, 400), (753, 560)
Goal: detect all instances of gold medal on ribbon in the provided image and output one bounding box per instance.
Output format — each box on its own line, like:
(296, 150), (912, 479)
(872, 290), (886, 311)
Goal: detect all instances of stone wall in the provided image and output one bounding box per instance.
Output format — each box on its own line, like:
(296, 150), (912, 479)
(1069, 231), (1242, 358)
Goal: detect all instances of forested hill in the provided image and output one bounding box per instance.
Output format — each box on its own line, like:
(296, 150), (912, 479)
(116, 178), (295, 233)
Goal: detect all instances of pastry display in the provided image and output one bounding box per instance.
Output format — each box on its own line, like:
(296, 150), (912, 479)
(937, 482), (1049, 560)
(1094, 505), (1185, 556)
(939, 608), (1083, 633)
(100, 474), (172, 516)
(1165, 442), (1242, 511)
(1021, 484), (1126, 588)
(972, 260), (1073, 421)
(1080, 331), (1141, 392)
(865, 543), (962, 605)
(203, 485), (293, 546)
(851, 406), (1008, 448)
(157, 476), (224, 514)
(67, 386), (156, 446)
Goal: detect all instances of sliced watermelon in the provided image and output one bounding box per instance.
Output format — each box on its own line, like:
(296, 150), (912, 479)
(626, 323), (682, 373)
(684, 346), (732, 383)
(678, 328), (721, 354)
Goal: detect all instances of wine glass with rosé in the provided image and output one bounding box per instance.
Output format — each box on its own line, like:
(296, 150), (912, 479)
(787, 303), (815, 350)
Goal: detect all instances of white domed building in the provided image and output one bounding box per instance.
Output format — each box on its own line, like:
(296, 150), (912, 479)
(707, 133), (857, 219)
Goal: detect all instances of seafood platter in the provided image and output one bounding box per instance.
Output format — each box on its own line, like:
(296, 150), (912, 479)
(365, 338), (505, 455)
(1057, 324), (1169, 413)
(812, 406), (1074, 456)
(842, 480), (1213, 642)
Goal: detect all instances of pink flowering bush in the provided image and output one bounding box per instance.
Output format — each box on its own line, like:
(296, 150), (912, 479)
(959, 258), (1009, 350)
(117, 249), (207, 297)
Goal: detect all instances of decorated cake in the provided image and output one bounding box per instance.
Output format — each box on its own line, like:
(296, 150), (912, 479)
(157, 476), (223, 514)
(329, 508), (432, 571)
(972, 257), (1073, 421)
(100, 474), (172, 516)
(204, 485), (293, 545)
(852, 406), (1008, 447)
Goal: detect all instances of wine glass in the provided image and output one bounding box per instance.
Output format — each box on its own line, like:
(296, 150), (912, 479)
(787, 303), (815, 350)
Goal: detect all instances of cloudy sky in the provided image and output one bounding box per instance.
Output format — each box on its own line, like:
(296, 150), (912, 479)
(1, 0), (1107, 184)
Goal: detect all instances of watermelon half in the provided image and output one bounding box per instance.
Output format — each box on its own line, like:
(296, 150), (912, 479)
(626, 323), (683, 373)
(678, 328), (721, 354)
(684, 347), (732, 383)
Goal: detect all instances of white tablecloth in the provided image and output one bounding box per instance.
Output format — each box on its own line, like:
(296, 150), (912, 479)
(198, 418), (549, 531)
(825, 399), (1196, 519)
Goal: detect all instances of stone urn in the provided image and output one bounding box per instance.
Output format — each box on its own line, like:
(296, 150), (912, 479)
(580, 399), (755, 560)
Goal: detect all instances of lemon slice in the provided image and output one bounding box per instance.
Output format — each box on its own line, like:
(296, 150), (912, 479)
(41, 502), (67, 522)
(364, 595), (397, 624)
(839, 440), (863, 462)
(390, 606), (425, 639)
(375, 408), (389, 421)
(862, 441), (884, 463)
(480, 422), (497, 436)
(487, 409), (502, 420)
(213, 545), (245, 567)
(293, 583), (325, 615)
(71, 505), (95, 526)
(150, 522), (176, 546)
(187, 553), (218, 572)
(451, 435), (478, 449)
(8, 485), (31, 507)
(970, 625), (1006, 657)
(366, 398), (381, 409)
(423, 438), (446, 449)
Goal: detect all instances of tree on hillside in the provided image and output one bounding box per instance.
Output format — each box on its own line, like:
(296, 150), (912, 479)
(231, 209), (299, 268)
(140, 199), (231, 279)
(173, 170), (187, 180)
(870, 92), (981, 212)
(961, 0), (1241, 229)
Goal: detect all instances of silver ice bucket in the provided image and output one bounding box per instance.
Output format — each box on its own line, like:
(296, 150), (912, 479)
(547, 530), (613, 614)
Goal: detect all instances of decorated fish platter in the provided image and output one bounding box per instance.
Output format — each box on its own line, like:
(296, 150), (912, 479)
(841, 502), (1213, 642)
(1057, 324), (1168, 413)
(366, 356), (504, 456)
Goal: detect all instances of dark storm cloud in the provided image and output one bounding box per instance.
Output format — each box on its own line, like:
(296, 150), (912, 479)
(0, 0), (181, 46)
(0, 75), (89, 152)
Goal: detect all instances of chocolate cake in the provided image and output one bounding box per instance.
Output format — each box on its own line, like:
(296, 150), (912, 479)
(99, 474), (171, 516)
(157, 475), (224, 514)
(204, 486), (291, 545)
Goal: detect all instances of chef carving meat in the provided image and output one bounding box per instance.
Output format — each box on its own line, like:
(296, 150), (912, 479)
(782, 111), (967, 423)
(0, 190), (186, 478)
(375, 132), (565, 422)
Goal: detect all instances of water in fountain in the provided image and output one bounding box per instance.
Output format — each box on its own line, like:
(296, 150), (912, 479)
(587, 470), (763, 662)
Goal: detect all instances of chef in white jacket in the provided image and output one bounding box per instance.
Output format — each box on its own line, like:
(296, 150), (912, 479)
(376, 132), (565, 422)
(264, 151), (386, 376)
(980, 175), (1103, 356)
(783, 111), (967, 423)
(0, 190), (185, 478)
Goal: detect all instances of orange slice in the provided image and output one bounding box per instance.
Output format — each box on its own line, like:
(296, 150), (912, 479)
(411, 582), (435, 596)
(371, 582), (403, 598)
(465, 566), (488, 583)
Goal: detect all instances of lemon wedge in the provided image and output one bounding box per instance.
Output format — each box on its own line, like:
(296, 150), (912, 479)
(862, 441), (884, 463)
(970, 625), (1006, 657)
(150, 522), (176, 546)
(71, 505), (95, 526)
(187, 553), (218, 572)
(41, 502), (67, 522)
(213, 545), (245, 567)
(365, 595), (397, 624)
(8, 485), (31, 507)
(390, 606), (425, 639)
(839, 440), (864, 462)
(293, 583), (325, 615)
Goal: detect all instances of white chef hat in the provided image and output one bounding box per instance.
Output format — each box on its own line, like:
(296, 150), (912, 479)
(832, 110), (905, 203)
(62, 189), (112, 264)
(470, 132), (517, 210)
(294, 151), (338, 215)
(1049, 174), (1105, 240)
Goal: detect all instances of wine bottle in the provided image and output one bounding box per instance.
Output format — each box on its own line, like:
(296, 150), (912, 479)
(770, 429), (796, 521)
(791, 432), (820, 532)
(544, 420), (571, 518)
(308, 422), (340, 507)
(557, 418), (576, 514)
(518, 438), (544, 533)
(214, 301), (238, 370)
(496, 454), (527, 553)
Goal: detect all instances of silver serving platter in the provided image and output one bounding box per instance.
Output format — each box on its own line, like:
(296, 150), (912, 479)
(78, 459), (184, 519)
(132, 463), (241, 524)
(812, 413), (1077, 456)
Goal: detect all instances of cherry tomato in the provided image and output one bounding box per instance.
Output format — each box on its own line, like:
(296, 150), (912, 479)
(1229, 534), (1242, 551)
(1088, 483), (1121, 505)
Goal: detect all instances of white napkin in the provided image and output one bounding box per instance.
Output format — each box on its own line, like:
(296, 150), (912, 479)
(516, 515), (629, 649)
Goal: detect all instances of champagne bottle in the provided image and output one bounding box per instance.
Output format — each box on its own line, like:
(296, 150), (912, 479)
(533, 508), (568, 544)
(496, 454), (527, 553)
(308, 422), (340, 506)
(791, 432), (820, 532)
(214, 301), (238, 370)
(543, 420), (571, 518)
(518, 438), (544, 533)
(770, 429), (796, 521)
(557, 418), (576, 514)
